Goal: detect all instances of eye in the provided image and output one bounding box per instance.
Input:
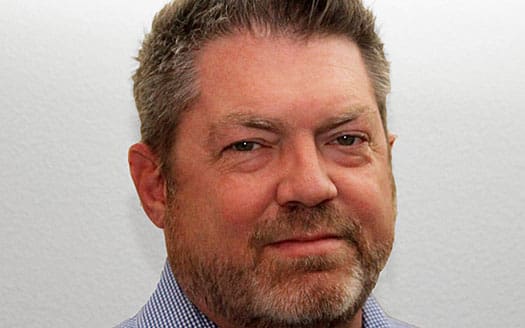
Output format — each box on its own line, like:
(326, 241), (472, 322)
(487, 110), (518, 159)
(333, 134), (366, 146)
(229, 141), (261, 152)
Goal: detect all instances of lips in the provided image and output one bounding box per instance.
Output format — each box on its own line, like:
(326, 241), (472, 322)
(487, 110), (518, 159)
(270, 233), (341, 245)
(266, 233), (346, 257)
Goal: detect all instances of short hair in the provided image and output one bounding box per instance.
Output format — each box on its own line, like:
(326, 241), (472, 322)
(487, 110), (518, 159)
(133, 0), (391, 172)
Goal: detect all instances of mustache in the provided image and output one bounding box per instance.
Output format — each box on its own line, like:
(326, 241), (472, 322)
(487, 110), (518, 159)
(249, 203), (361, 250)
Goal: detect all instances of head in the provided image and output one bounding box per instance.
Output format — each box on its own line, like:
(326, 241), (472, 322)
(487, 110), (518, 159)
(129, 1), (395, 327)
(133, 0), (390, 174)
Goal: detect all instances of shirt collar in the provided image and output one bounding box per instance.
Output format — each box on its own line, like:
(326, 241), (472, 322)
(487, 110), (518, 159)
(137, 261), (217, 328)
(138, 260), (391, 327)
(362, 296), (392, 328)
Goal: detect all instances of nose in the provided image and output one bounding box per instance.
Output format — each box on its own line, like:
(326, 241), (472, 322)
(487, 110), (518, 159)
(276, 141), (338, 208)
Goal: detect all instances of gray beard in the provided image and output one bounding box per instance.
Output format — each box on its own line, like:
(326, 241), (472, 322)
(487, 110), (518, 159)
(166, 203), (392, 328)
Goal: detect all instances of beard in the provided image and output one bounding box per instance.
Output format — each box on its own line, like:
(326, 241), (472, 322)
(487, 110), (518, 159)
(165, 203), (393, 328)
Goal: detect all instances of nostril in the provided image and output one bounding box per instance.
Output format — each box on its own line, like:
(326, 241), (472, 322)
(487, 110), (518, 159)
(276, 146), (338, 207)
(284, 198), (334, 211)
(285, 201), (303, 211)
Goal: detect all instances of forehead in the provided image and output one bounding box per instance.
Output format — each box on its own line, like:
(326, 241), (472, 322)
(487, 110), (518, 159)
(191, 32), (377, 125)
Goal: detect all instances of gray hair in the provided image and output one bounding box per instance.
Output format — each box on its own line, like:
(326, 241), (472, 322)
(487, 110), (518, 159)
(133, 0), (391, 172)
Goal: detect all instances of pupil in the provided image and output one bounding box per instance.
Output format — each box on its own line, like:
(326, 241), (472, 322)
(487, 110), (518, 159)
(235, 142), (253, 151)
(339, 135), (355, 145)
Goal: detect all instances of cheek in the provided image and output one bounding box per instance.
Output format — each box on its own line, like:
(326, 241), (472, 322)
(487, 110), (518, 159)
(335, 167), (395, 242)
(218, 174), (273, 234)
(213, 174), (277, 246)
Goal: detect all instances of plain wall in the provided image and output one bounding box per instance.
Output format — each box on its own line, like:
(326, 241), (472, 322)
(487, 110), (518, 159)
(1, 0), (524, 327)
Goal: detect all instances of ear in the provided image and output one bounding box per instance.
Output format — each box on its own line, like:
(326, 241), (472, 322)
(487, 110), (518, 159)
(388, 133), (397, 148)
(128, 143), (167, 229)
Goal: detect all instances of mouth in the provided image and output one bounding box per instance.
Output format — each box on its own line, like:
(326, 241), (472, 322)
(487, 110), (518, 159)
(267, 233), (346, 258)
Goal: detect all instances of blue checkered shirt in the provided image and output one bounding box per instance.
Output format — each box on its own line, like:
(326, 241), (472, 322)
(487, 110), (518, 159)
(115, 261), (414, 328)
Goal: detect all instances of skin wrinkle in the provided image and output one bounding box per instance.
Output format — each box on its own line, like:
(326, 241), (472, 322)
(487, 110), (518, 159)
(134, 0), (391, 172)
(314, 108), (370, 136)
(127, 1), (399, 325)
(156, 34), (396, 328)
(206, 113), (285, 160)
(206, 106), (377, 161)
(129, 2), (397, 326)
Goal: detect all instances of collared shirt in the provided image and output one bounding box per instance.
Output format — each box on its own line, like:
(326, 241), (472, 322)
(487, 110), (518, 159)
(116, 261), (412, 328)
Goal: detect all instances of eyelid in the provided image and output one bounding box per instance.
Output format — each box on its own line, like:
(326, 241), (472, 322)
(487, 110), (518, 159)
(327, 131), (369, 145)
(228, 140), (262, 151)
(222, 139), (269, 153)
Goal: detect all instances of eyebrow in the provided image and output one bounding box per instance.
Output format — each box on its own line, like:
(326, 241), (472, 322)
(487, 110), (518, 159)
(315, 106), (373, 135)
(210, 112), (286, 135)
(208, 105), (374, 142)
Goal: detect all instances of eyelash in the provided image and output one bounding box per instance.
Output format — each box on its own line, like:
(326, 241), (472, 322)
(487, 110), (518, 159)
(225, 134), (366, 153)
(333, 134), (366, 146)
(228, 140), (262, 152)
(328, 133), (368, 147)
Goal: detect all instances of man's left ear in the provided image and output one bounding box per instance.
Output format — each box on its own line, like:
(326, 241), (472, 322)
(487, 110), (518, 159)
(388, 133), (397, 148)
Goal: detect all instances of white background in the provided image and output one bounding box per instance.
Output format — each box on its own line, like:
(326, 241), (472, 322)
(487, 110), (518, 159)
(1, 1), (524, 327)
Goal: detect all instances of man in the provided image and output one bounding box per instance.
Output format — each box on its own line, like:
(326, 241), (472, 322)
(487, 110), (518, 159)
(119, 0), (412, 327)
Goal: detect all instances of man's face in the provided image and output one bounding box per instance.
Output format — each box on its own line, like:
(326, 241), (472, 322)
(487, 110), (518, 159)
(164, 33), (396, 327)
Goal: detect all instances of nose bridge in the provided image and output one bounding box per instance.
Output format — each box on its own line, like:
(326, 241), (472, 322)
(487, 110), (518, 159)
(276, 137), (338, 207)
